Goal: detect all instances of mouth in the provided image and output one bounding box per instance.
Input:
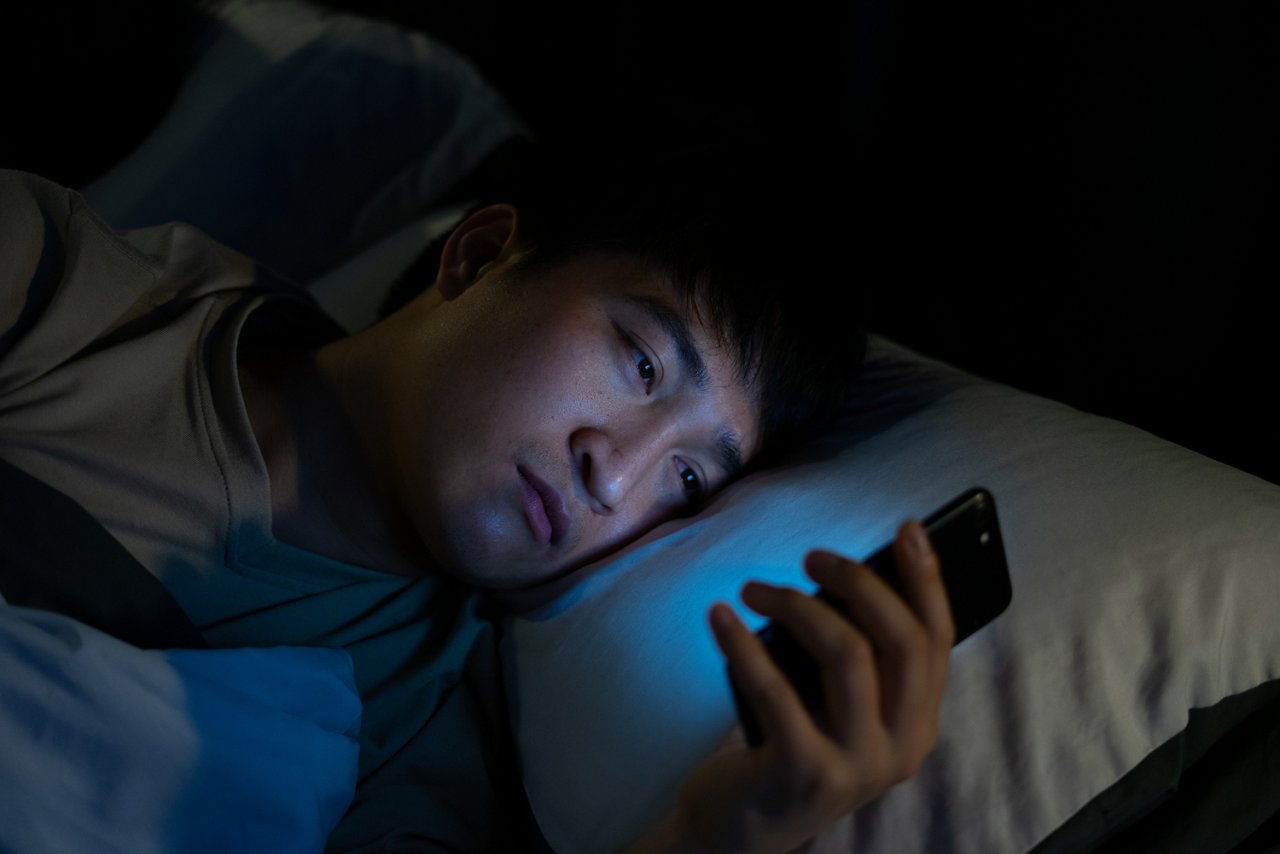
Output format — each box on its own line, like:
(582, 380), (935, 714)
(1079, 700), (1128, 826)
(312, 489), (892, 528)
(517, 465), (571, 547)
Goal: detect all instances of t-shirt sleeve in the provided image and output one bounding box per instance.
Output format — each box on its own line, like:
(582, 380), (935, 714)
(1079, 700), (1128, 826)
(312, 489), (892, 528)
(0, 169), (166, 395)
(0, 170), (77, 351)
(0, 169), (286, 397)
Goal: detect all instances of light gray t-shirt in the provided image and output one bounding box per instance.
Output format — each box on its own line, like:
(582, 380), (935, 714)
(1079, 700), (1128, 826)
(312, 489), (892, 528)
(0, 170), (521, 851)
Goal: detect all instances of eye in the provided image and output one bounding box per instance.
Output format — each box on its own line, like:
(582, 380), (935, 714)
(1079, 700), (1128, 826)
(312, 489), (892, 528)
(635, 351), (656, 387)
(676, 460), (703, 501)
(615, 323), (658, 392)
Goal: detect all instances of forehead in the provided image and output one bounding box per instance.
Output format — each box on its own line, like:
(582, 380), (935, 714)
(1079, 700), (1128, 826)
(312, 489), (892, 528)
(547, 251), (741, 368)
(553, 252), (765, 464)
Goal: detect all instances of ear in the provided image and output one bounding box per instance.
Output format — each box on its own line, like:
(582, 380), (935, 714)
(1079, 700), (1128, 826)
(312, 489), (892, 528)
(434, 203), (522, 300)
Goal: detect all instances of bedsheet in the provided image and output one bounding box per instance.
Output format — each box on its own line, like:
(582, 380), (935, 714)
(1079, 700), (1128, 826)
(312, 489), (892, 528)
(0, 597), (360, 853)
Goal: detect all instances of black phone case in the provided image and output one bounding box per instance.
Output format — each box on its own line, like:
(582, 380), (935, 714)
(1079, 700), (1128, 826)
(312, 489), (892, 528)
(731, 487), (1012, 747)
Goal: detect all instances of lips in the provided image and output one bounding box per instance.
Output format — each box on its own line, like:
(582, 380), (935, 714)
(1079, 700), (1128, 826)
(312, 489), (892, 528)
(517, 466), (571, 546)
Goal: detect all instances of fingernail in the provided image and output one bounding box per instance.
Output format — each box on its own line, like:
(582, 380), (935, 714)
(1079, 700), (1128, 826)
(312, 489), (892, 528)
(709, 602), (736, 632)
(908, 519), (932, 559)
(805, 551), (842, 582)
(741, 580), (772, 605)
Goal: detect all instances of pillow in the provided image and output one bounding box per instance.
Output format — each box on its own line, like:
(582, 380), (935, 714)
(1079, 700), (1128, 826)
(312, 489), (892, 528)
(499, 334), (1280, 853)
(81, 0), (526, 285)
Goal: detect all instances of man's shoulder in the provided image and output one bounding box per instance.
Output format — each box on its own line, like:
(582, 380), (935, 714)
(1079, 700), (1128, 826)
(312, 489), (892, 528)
(0, 170), (77, 295)
(0, 168), (73, 204)
(0, 169), (329, 392)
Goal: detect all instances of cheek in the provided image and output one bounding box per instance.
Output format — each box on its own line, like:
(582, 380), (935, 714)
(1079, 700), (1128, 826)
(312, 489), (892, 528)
(578, 484), (682, 561)
(501, 326), (618, 421)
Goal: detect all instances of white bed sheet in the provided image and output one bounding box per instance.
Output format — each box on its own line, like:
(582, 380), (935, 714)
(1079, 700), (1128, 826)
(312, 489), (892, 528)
(0, 595), (361, 854)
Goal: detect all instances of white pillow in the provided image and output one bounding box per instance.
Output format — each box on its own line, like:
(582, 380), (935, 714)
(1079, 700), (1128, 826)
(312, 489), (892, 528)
(499, 334), (1280, 853)
(81, 0), (525, 284)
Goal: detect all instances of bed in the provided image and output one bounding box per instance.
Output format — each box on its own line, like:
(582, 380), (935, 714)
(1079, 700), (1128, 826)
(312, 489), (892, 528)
(3, 1), (1278, 851)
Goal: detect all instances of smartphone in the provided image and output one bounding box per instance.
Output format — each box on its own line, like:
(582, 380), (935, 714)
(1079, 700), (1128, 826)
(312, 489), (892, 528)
(731, 486), (1012, 746)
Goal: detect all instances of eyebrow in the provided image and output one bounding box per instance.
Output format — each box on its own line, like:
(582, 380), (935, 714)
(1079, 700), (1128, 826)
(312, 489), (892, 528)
(625, 293), (744, 477)
(715, 428), (744, 478)
(627, 294), (709, 389)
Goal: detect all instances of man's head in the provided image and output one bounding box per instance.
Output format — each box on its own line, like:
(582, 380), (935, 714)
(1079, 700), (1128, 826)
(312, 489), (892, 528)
(359, 143), (869, 588)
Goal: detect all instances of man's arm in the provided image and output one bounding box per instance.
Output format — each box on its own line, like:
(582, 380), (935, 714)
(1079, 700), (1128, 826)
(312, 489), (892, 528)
(628, 519), (954, 853)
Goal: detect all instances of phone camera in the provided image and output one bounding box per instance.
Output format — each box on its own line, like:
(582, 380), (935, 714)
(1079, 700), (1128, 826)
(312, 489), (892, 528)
(971, 492), (992, 527)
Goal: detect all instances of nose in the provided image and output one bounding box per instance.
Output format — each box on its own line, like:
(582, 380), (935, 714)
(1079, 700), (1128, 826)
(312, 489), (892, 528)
(571, 421), (670, 514)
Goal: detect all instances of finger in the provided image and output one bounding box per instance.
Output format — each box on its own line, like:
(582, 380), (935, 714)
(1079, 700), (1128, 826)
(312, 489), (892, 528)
(739, 579), (881, 749)
(891, 519), (956, 653)
(802, 552), (928, 741)
(709, 601), (822, 756)
(882, 521), (952, 758)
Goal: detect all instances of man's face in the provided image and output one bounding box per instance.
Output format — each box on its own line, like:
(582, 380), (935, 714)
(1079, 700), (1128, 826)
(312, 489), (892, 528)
(370, 251), (762, 589)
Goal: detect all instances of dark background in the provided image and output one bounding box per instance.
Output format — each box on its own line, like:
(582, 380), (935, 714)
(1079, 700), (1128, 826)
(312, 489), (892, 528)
(4, 0), (1276, 484)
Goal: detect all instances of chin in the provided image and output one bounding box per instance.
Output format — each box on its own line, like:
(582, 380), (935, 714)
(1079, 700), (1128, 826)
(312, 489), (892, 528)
(428, 538), (553, 591)
(419, 507), (586, 591)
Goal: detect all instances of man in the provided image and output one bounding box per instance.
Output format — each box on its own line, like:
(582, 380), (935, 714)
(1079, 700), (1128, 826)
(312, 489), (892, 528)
(0, 144), (952, 852)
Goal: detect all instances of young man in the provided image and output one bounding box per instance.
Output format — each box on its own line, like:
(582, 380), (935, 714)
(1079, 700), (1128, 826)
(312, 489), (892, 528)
(0, 145), (952, 852)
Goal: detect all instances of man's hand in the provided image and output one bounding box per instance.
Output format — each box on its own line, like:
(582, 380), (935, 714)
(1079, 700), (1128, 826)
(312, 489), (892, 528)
(629, 519), (954, 854)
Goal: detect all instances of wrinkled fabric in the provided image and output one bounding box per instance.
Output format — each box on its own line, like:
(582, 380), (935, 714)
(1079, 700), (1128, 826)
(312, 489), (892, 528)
(0, 596), (360, 854)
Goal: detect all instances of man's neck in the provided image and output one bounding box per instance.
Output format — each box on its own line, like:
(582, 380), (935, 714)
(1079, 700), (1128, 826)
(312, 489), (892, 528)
(237, 342), (429, 576)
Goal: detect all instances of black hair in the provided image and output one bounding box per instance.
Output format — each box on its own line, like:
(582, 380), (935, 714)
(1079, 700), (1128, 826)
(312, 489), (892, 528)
(382, 138), (870, 459)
